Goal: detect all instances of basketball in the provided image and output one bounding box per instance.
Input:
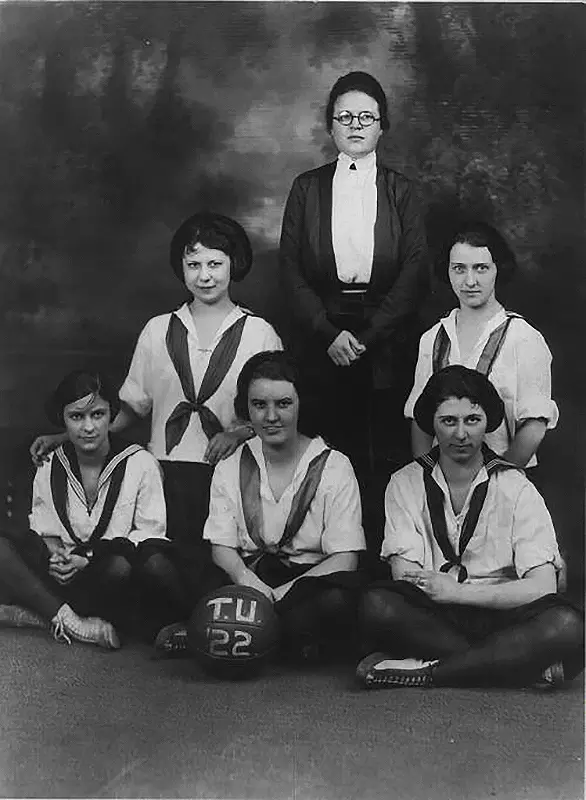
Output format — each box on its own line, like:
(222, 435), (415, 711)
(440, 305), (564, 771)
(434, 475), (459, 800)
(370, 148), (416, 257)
(188, 585), (280, 679)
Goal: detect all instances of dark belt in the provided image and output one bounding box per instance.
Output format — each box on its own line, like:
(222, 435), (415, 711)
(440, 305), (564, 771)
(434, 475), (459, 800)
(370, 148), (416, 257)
(338, 282), (369, 296)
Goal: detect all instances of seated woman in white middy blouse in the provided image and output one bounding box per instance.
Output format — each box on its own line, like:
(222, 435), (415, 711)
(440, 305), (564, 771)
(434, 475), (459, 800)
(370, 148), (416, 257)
(0, 370), (177, 650)
(156, 350), (366, 662)
(405, 220), (558, 468)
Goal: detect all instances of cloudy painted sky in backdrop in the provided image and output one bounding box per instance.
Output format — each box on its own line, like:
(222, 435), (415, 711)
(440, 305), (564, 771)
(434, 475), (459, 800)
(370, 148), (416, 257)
(0, 2), (582, 433)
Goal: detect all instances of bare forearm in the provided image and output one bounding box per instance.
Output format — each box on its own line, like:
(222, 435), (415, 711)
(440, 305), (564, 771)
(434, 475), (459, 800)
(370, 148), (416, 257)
(273, 552), (358, 601)
(449, 572), (556, 609)
(211, 544), (250, 583)
(291, 551), (358, 580)
(503, 419), (547, 467)
(109, 402), (139, 435)
(43, 536), (65, 556)
(390, 555), (421, 581)
(399, 562), (557, 609)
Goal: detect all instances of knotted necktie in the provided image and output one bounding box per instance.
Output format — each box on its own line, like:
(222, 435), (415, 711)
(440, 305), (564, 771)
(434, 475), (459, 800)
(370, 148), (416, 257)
(416, 445), (520, 582)
(239, 444), (331, 557)
(164, 313), (247, 455)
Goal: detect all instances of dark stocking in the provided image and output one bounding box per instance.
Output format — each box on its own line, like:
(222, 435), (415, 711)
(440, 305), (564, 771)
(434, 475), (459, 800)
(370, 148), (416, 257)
(0, 536), (62, 620)
(360, 587), (470, 659)
(280, 587), (357, 657)
(68, 553), (134, 627)
(133, 548), (189, 640)
(433, 606), (584, 687)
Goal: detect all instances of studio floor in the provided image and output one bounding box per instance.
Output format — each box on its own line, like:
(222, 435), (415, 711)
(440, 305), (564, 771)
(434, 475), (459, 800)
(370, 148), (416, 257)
(0, 630), (583, 800)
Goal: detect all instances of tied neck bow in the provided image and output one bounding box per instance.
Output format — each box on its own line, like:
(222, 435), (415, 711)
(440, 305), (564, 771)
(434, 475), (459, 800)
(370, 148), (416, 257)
(164, 312), (247, 455)
(417, 445), (520, 583)
(239, 444), (331, 557)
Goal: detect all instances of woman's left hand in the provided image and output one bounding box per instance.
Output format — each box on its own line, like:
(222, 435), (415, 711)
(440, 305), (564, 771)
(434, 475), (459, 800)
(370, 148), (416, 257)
(49, 553), (89, 585)
(403, 569), (460, 604)
(204, 430), (249, 465)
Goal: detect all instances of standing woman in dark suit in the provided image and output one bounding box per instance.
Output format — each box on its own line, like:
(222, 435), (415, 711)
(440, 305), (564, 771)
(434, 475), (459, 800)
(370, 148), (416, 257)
(279, 72), (428, 487)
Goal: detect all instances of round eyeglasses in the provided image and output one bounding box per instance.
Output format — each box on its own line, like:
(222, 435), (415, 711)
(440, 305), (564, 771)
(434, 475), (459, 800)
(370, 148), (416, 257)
(333, 111), (380, 128)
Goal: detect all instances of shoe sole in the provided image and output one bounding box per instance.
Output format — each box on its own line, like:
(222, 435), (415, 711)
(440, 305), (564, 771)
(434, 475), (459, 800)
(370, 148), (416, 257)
(356, 652), (393, 688)
(356, 653), (436, 689)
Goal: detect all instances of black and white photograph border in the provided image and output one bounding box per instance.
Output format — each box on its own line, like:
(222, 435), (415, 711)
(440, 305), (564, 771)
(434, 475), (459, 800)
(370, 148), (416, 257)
(0, 2), (583, 798)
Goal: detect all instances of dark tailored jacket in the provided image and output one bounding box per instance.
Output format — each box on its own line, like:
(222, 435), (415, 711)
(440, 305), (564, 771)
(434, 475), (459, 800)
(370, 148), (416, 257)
(279, 160), (428, 389)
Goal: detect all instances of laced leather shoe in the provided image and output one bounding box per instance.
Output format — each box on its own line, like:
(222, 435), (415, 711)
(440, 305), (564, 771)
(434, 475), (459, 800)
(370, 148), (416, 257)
(356, 653), (439, 689)
(52, 604), (120, 650)
(154, 622), (190, 658)
(532, 661), (565, 691)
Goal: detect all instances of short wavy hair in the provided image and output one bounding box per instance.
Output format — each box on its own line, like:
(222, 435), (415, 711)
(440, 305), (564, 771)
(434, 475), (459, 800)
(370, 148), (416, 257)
(169, 212), (253, 284)
(436, 220), (518, 289)
(325, 71), (390, 133)
(45, 370), (120, 428)
(413, 365), (504, 436)
(234, 351), (302, 422)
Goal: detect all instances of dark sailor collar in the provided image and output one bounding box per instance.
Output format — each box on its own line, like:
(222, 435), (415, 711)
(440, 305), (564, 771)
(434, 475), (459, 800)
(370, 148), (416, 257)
(55, 437), (143, 508)
(417, 443), (520, 480)
(416, 444), (522, 583)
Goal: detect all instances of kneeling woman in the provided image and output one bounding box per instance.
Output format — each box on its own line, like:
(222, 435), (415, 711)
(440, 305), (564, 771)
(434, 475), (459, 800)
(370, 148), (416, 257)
(160, 351), (366, 659)
(0, 370), (185, 648)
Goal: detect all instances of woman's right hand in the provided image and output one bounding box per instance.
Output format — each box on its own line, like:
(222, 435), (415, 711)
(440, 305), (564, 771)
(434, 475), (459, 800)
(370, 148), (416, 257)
(30, 433), (67, 467)
(237, 568), (275, 603)
(327, 330), (366, 367)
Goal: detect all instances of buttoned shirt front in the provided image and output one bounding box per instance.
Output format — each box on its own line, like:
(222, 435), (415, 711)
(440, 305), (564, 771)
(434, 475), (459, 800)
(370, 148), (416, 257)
(119, 304), (282, 462)
(382, 460), (563, 584)
(30, 449), (167, 555)
(203, 436), (366, 565)
(404, 308), (559, 466)
(331, 151), (377, 283)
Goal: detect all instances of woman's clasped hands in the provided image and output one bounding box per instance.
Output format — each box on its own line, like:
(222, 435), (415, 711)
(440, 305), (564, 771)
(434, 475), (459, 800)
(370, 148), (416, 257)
(326, 330), (366, 367)
(47, 541), (89, 585)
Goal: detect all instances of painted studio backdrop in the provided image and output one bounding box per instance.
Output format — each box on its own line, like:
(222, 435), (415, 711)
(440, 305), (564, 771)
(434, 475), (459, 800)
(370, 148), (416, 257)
(0, 3), (583, 574)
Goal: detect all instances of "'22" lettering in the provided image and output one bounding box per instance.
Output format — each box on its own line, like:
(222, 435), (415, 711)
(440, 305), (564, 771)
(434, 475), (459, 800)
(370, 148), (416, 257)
(205, 596), (259, 657)
(207, 628), (252, 657)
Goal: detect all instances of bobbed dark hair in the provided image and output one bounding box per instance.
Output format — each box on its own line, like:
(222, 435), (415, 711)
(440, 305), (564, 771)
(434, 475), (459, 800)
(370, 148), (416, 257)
(413, 365), (504, 436)
(325, 71), (390, 132)
(169, 212), (253, 284)
(45, 370), (120, 429)
(234, 351), (302, 422)
(436, 220), (518, 289)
